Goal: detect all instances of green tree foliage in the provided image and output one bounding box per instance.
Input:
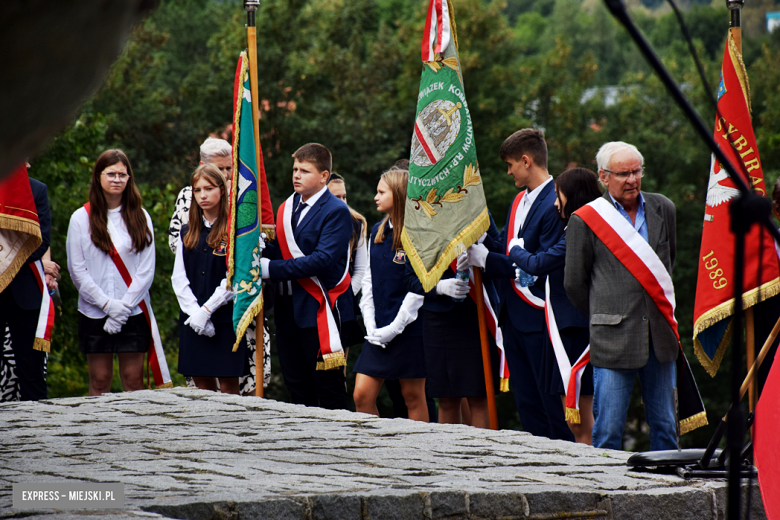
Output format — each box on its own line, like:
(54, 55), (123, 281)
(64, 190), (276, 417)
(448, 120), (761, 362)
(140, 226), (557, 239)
(30, 0), (780, 449)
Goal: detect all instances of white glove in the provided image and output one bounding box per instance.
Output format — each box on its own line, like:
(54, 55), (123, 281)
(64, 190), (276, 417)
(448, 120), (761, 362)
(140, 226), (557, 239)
(185, 306), (215, 337)
(508, 237), (525, 251)
(456, 251), (469, 272)
(363, 315), (377, 337)
(466, 243), (489, 269)
(436, 277), (469, 299)
(105, 299), (132, 324)
(477, 232), (488, 245)
(258, 232), (267, 251)
(365, 321), (404, 348)
(103, 316), (123, 335)
(260, 257), (270, 280)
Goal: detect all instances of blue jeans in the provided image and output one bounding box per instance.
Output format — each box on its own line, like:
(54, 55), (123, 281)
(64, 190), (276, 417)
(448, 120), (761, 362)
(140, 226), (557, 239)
(592, 346), (677, 451)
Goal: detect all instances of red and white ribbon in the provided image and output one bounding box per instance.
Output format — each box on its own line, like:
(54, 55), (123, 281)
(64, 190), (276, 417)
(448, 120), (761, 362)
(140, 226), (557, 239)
(84, 203), (172, 388)
(276, 195), (351, 369)
(506, 191), (544, 309)
(421, 0), (451, 63)
(574, 198), (679, 341)
(30, 260), (55, 352)
(543, 277), (590, 423)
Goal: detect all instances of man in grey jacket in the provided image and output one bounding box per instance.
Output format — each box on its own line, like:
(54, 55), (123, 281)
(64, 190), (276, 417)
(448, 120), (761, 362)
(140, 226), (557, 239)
(564, 141), (678, 451)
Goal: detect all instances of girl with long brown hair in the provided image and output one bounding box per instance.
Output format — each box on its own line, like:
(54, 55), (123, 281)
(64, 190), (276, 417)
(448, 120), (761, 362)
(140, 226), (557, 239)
(66, 149), (155, 395)
(171, 164), (245, 394)
(352, 169), (428, 421)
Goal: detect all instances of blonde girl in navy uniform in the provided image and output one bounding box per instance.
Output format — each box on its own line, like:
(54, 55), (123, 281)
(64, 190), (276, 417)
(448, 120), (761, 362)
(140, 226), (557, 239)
(353, 169), (428, 422)
(172, 164), (245, 394)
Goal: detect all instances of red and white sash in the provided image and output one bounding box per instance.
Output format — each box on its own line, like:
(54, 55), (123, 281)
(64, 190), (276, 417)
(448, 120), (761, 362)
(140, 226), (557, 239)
(421, 0), (451, 62)
(543, 277), (590, 423)
(84, 203), (172, 389)
(507, 191), (544, 309)
(574, 198), (679, 340)
(276, 195), (351, 370)
(30, 261), (55, 353)
(449, 262), (510, 392)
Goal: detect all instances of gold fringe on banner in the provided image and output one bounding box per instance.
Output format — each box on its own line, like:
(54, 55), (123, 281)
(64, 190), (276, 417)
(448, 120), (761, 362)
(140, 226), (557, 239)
(317, 351), (346, 371)
(401, 207), (490, 294)
(232, 293), (263, 353)
(727, 32), (751, 114)
(0, 216), (42, 292)
(680, 411), (709, 435)
(32, 337), (50, 353)
(565, 407), (581, 425)
(262, 224), (276, 241)
(693, 277), (780, 377)
(499, 378), (510, 393)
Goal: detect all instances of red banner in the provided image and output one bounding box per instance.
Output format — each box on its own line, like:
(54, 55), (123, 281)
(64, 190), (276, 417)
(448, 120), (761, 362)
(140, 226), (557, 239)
(692, 32), (780, 377)
(0, 164), (41, 292)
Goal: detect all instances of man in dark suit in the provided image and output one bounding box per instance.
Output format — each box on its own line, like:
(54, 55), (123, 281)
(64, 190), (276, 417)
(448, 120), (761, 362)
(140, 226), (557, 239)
(468, 129), (573, 440)
(0, 175), (51, 401)
(261, 143), (352, 410)
(564, 141), (678, 451)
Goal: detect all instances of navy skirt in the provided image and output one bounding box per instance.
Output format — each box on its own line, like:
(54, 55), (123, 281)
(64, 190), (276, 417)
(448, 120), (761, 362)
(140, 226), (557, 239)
(178, 315), (247, 378)
(353, 331), (426, 380)
(542, 325), (593, 396)
(423, 298), (499, 399)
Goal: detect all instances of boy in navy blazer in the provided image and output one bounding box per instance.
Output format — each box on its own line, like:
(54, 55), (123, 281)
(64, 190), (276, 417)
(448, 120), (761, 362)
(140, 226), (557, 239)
(260, 144), (353, 410)
(465, 129), (573, 441)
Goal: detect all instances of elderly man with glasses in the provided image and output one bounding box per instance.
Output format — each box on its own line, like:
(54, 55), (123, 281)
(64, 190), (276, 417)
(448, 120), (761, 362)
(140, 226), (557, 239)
(563, 141), (679, 451)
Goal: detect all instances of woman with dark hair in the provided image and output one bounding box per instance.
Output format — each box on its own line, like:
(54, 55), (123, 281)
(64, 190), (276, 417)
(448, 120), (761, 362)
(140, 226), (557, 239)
(66, 149), (156, 395)
(172, 164), (245, 393)
(508, 167), (602, 444)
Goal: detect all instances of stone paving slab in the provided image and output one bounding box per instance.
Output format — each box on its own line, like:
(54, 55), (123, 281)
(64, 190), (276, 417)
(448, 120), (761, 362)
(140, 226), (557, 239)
(0, 388), (766, 519)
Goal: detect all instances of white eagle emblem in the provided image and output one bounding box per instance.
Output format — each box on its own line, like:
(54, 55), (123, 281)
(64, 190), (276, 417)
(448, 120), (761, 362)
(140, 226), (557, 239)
(706, 154), (740, 208)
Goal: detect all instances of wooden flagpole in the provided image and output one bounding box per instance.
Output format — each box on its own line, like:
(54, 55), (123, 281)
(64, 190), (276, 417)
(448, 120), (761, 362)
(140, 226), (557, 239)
(245, 0), (264, 398)
(727, 0), (756, 417)
(473, 267), (499, 430)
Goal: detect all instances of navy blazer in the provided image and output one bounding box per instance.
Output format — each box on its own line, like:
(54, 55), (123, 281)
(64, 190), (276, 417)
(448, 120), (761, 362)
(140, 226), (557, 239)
(264, 189), (353, 329)
(509, 231), (588, 330)
(405, 214), (501, 313)
(6, 178), (51, 311)
(484, 181), (563, 332)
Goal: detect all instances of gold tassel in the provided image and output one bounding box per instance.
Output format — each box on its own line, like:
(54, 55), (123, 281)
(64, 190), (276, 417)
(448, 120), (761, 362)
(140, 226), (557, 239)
(262, 224), (276, 241)
(316, 351), (346, 371)
(32, 337), (50, 353)
(680, 411), (709, 435)
(565, 407), (581, 425)
(155, 382), (174, 389)
(232, 293), (263, 352)
(499, 378), (510, 393)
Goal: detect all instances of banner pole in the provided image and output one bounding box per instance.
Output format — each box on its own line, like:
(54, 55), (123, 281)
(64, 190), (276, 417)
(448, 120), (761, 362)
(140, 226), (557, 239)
(473, 267), (498, 430)
(245, 0), (264, 398)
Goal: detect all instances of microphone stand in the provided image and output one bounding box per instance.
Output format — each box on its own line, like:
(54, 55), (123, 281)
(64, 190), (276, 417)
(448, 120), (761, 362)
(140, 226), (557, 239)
(600, 0), (780, 517)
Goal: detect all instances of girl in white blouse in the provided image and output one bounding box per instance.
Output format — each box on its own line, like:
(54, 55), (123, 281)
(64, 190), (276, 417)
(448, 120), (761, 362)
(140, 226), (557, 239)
(66, 150), (155, 396)
(171, 164), (243, 394)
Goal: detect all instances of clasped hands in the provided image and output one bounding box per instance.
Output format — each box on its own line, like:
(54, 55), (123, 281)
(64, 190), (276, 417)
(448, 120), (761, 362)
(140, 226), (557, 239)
(103, 299), (133, 334)
(185, 306), (215, 337)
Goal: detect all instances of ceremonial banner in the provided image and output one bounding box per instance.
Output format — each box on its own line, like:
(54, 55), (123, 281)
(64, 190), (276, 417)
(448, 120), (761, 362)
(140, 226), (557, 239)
(402, 0), (489, 292)
(227, 50), (274, 352)
(755, 349), (780, 519)
(693, 32), (780, 377)
(0, 165), (41, 293)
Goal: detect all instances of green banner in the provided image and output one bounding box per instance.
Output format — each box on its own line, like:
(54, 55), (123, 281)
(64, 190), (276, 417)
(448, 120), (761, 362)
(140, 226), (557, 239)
(227, 51), (262, 351)
(402, 20), (489, 293)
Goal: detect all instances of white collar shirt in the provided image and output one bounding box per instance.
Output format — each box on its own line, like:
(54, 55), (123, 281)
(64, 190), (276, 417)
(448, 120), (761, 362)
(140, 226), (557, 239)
(296, 185), (328, 226)
(518, 175), (553, 230)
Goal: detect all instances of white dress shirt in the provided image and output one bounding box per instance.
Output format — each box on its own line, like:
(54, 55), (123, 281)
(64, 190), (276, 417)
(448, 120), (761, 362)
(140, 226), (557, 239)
(66, 206), (155, 319)
(295, 185), (328, 226)
(351, 225), (368, 295)
(170, 217), (233, 317)
(518, 175), (554, 230)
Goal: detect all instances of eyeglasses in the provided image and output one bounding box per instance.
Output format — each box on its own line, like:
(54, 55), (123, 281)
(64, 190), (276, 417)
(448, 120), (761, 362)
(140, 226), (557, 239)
(603, 167), (644, 180)
(103, 172), (129, 182)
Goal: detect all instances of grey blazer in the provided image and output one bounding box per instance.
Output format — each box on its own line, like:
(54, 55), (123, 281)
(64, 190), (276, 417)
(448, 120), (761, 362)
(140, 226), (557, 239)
(564, 191), (678, 370)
